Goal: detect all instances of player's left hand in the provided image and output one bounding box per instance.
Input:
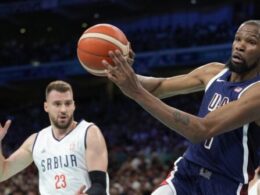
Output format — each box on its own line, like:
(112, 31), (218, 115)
(103, 49), (144, 99)
(75, 185), (87, 195)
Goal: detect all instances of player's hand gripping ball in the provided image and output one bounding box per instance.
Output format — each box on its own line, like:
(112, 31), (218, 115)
(77, 23), (129, 76)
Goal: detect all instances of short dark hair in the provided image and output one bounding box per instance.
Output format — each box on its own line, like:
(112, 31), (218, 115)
(242, 20), (260, 28)
(45, 80), (73, 100)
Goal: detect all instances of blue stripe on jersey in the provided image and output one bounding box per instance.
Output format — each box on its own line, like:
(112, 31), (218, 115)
(184, 68), (260, 184)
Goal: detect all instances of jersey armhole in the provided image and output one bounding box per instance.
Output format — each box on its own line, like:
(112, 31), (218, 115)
(205, 68), (228, 91)
(84, 123), (95, 149)
(32, 133), (39, 155)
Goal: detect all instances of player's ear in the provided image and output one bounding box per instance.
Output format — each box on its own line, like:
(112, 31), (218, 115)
(44, 102), (48, 112)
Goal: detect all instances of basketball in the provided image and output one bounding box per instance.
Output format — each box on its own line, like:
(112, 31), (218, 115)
(77, 23), (129, 76)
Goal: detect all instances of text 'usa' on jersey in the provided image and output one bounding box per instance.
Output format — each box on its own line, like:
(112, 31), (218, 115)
(184, 68), (260, 184)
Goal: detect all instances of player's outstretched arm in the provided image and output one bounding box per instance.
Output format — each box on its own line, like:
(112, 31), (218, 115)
(0, 123), (35, 182)
(84, 125), (108, 195)
(103, 50), (260, 143)
(106, 49), (224, 99)
(136, 62), (218, 99)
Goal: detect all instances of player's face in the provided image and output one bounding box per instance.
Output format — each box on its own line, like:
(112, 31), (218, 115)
(228, 23), (260, 73)
(44, 90), (75, 130)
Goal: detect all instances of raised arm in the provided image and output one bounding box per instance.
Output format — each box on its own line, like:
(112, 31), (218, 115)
(0, 121), (35, 182)
(130, 82), (260, 143)
(137, 62), (224, 99)
(103, 50), (260, 143)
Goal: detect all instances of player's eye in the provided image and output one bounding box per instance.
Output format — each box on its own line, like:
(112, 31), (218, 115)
(53, 102), (61, 106)
(234, 36), (240, 42)
(248, 40), (257, 45)
(65, 101), (73, 106)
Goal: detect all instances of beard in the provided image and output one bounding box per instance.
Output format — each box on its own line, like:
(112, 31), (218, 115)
(226, 58), (258, 74)
(51, 115), (74, 130)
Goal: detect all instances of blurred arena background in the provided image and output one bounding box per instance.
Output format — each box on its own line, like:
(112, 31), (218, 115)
(0, 0), (259, 194)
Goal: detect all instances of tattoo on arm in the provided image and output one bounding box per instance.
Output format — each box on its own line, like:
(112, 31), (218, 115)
(172, 111), (190, 126)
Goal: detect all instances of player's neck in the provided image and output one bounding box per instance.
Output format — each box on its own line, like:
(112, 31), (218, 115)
(230, 66), (260, 82)
(52, 121), (77, 140)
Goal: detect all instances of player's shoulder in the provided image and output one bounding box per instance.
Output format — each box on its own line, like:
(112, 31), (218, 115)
(87, 124), (102, 134)
(238, 76), (260, 124)
(85, 123), (104, 140)
(240, 77), (260, 96)
(239, 79), (260, 114)
(193, 62), (225, 85)
(37, 125), (51, 134)
(80, 119), (94, 127)
(26, 133), (38, 143)
(22, 133), (38, 152)
(199, 62), (225, 74)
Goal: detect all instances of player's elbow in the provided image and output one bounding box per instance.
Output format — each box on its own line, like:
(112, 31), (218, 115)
(188, 119), (211, 144)
(188, 132), (207, 144)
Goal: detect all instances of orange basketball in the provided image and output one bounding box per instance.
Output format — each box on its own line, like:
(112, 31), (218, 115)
(77, 23), (129, 76)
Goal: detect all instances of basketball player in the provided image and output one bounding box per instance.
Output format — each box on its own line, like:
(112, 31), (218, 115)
(103, 20), (260, 194)
(0, 80), (109, 195)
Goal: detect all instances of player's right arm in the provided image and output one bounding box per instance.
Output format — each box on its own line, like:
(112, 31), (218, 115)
(137, 62), (225, 99)
(0, 120), (35, 182)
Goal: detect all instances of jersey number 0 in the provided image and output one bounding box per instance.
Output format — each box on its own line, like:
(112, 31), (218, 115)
(205, 93), (229, 149)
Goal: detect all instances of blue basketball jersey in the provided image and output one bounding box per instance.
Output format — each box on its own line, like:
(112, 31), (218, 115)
(184, 68), (260, 184)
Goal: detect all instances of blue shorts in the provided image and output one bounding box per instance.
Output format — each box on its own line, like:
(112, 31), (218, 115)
(162, 157), (248, 195)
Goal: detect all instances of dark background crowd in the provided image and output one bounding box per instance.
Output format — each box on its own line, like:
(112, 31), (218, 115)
(0, 0), (259, 194)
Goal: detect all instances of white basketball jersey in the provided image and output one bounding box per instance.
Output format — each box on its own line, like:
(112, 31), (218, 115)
(33, 120), (92, 195)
